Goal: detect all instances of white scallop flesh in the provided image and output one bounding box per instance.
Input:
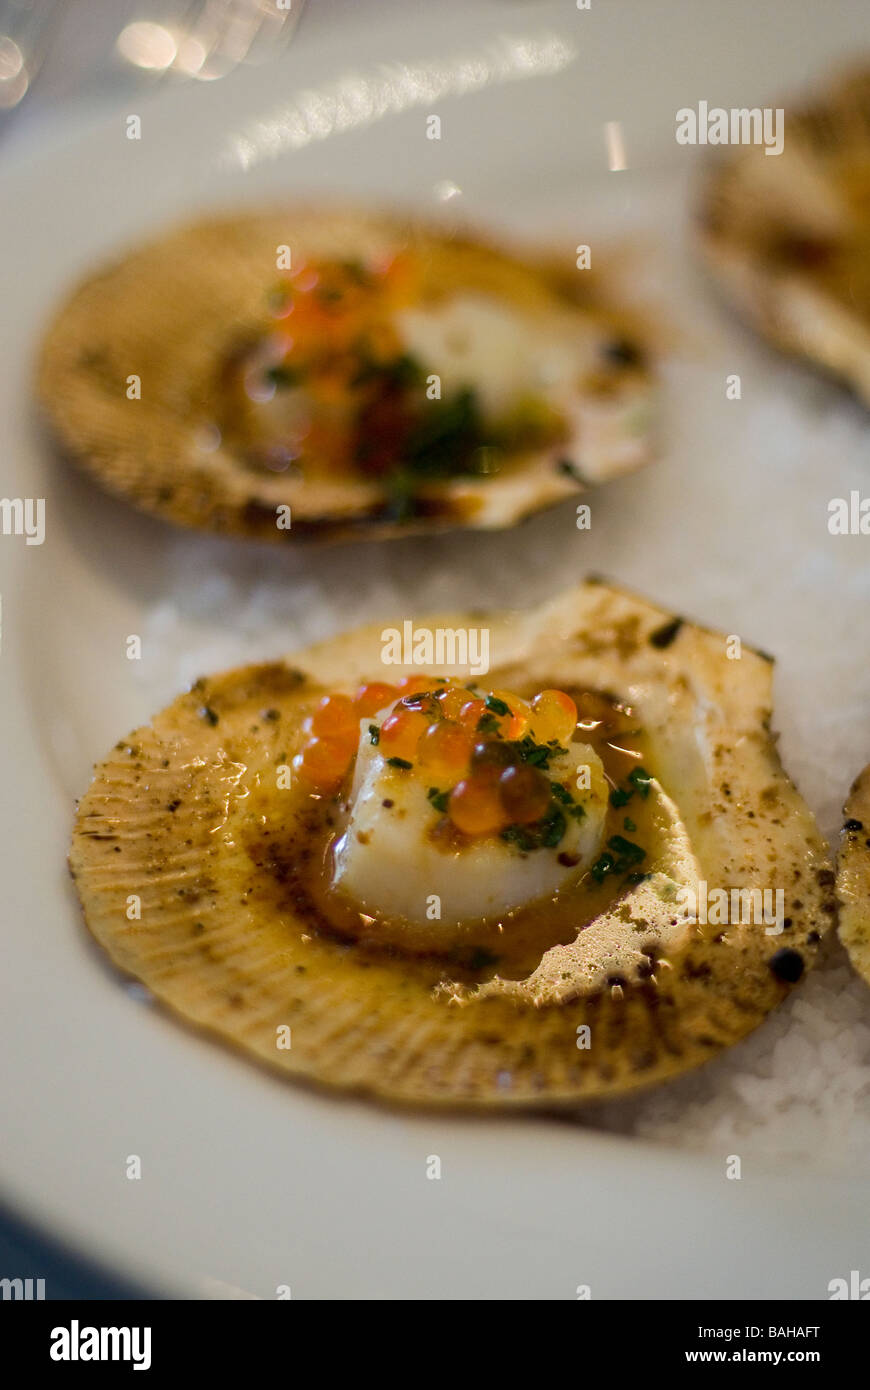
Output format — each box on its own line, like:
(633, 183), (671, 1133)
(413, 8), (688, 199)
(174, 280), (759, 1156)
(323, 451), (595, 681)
(331, 730), (608, 930)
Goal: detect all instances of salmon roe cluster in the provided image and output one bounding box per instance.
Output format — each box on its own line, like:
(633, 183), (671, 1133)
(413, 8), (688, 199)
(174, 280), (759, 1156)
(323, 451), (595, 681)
(253, 254), (421, 470)
(293, 677), (579, 837)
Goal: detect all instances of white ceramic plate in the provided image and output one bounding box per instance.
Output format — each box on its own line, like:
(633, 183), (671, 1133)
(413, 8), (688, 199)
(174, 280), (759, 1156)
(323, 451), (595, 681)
(3, 0), (870, 1298)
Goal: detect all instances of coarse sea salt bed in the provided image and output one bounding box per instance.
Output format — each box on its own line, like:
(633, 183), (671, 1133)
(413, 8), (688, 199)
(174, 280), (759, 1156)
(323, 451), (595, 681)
(128, 177), (870, 1172)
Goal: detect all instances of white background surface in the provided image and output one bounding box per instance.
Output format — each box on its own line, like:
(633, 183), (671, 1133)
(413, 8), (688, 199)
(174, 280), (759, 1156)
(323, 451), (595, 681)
(2, 0), (869, 1298)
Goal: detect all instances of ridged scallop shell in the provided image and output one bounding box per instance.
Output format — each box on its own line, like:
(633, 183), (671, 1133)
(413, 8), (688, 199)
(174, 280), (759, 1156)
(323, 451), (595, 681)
(70, 581), (834, 1108)
(38, 208), (655, 544)
(697, 65), (870, 404)
(837, 765), (870, 983)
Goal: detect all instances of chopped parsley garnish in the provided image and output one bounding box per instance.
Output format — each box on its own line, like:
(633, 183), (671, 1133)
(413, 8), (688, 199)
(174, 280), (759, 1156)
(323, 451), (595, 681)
(427, 787), (449, 813)
(476, 712), (500, 735)
(501, 801), (567, 852)
(548, 781), (586, 819)
(628, 766), (653, 797)
(623, 816), (637, 832)
(609, 766), (653, 808)
(507, 736), (566, 771)
(386, 756), (412, 770)
(339, 259), (371, 285)
(368, 724), (380, 745)
(403, 387), (484, 478)
(351, 350), (424, 391)
(591, 835), (647, 883)
(265, 363), (301, 389)
(590, 852), (615, 883)
(608, 835), (646, 866)
(540, 804), (567, 848)
(484, 694), (511, 717)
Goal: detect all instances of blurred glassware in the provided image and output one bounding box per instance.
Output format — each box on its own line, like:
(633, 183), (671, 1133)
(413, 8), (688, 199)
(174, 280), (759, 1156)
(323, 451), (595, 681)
(0, 0), (305, 129)
(0, 0), (62, 110)
(116, 0), (305, 84)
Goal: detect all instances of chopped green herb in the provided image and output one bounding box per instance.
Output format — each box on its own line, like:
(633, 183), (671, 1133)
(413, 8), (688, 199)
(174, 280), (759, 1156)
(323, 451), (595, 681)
(628, 766), (653, 798)
(484, 694), (511, 717)
(427, 787), (449, 813)
(591, 852), (616, 883)
(607, 834), (646, 868)
(567, 803), (586, 820)
(609, 768), (653, 808)
(387, 353), (425, 389)
(500, 824), (535, 852)
(625, 871), (648, 885)
(476, 713), (500, 736)
(403, 387), (483, 478)
(540, 804), (567, 848)
(340, 259), (371, 285)
(386, 756), (412, 770)
(590, 836), (646, 883)
(550, 782), (573, 804)
(508, 736), (567, 771)
(501, 800), (567, 852)
(623, 816), (637, 832)
(368, 724), (380, 745)
(265, 363), (301, 389)
(351, 350), (424, 391)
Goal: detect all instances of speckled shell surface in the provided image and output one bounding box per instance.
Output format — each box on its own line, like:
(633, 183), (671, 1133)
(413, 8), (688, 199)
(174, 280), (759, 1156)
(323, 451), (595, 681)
(38, 208), (655, 544)
(70, 581), (833, 1108)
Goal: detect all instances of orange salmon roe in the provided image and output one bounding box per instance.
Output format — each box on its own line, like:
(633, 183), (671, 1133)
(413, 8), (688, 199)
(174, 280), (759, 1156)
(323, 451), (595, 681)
(530, 689), (578, 745)
(294, 679), (579, 806)
(498, 763), (551, 824)
(416, 720), (474, 781)
(293, 735), (354, 791)
(448, 774), (508, 836)
(487, 689), (531, 739)
(379, 708), (430, 761)
(470, 739), (515, 772)
(434, 684), (470, 721)
(395, 675), (434, 697)
(457, 698), (488, 732)
(308, 693), (358, 740)
(353, 681), (397, 717)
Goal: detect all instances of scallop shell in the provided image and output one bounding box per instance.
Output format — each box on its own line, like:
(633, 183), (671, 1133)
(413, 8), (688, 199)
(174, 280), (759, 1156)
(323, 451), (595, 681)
(697, 65), (870, 404)
(69, 580), (833, 1108)
(837, 765), (870, 982)
(38, 208), (655, 544)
